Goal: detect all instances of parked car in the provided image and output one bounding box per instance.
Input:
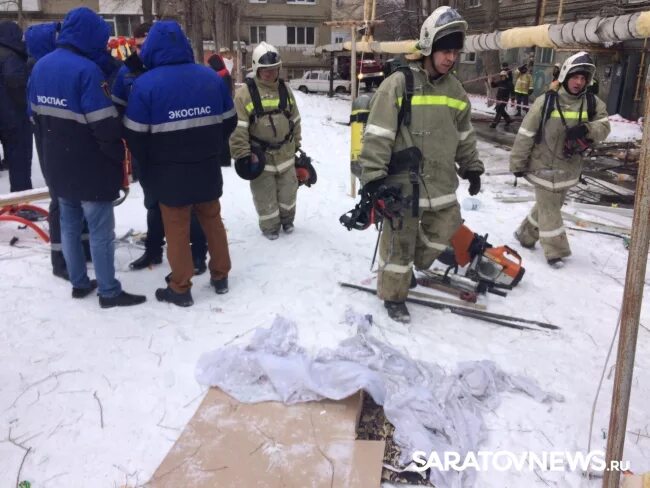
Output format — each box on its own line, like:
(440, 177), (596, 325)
(288, 70), (351, 94)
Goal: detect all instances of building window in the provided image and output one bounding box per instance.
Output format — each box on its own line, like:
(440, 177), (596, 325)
(467, 0), (480, 7)
(287, 26), (315, 45)
(460, 52), (476, 64)
(287, 0), (315, 3)
(536, 47), (554, 65)
(103, 15), (141, 37)
(335, 36), (344, 44)
(250, 26), (267, 44)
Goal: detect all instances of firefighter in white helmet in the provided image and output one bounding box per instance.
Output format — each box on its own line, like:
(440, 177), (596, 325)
(357, 6), (483, 323)
(229, 41), (302, 239)
(511, 51), (610, 268)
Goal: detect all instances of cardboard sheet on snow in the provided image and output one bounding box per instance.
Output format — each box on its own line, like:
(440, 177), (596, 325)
(148, 388), (385, 487)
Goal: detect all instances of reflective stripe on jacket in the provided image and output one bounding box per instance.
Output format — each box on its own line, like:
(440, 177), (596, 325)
(359, 62), (483, 210)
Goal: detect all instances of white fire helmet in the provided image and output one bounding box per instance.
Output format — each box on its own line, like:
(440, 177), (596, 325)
(252, 41), (281, 73)
(417, 6), (468, 56)
(558, 51), (595, 84)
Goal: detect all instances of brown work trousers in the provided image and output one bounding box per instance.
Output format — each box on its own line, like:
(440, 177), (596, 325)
(160, 200), (231, 293)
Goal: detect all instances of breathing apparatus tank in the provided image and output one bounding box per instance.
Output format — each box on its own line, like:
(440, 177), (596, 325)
(350, 94), (372, 177)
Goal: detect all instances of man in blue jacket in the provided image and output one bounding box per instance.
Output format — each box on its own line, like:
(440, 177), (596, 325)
(28, 7), (146, 308)
(25, 21), (85, 281)
(112, 22), (208, 276)
(0, 21), (32, 192)
(124, 21), (236, 307)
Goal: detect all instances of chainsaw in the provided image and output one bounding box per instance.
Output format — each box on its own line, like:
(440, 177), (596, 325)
(437, 224), (525, 290)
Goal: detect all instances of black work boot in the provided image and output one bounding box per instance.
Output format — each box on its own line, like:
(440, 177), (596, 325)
(51, 250), (69, 280)
(263, 229), (280, 240)
(547, 257), (565, 269)
(193, 257), (207, 275)
(211, 277), (229, 295)
(384, 301), (411, 323)
(72, 279), (98, 299)
(99, 291), (147, 308)
(155, 287), (193, 307)
(282, 223), (294, 234)
(129, 251), (162, 270)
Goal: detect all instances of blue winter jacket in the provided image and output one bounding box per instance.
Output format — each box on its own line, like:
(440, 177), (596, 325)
(124, 21), (236, 207)
(0, 21), (28, 130)
(28, 7), (123, 202)
(25, 22), (58, 61)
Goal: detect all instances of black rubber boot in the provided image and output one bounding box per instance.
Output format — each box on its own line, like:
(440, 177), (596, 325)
(155, 287), (194, 307)
(51, 250), (69, 280)
(72, 279), (98, 299)
(384, 301), (411, 323)
(99, 291), (147, 308)
(211, 277), (229, 295)
(129, 251), (162, 270)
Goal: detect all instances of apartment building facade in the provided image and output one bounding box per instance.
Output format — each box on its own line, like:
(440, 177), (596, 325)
(237, 0), (333, 79)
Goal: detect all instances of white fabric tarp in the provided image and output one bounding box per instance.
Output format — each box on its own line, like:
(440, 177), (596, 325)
(195, 310), (564, 488)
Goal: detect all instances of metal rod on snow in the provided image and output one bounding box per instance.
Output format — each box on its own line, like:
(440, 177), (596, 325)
(602, 67), (650, 488)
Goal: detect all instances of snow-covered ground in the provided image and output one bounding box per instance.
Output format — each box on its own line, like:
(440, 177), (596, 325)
(0, 92), (648, 488)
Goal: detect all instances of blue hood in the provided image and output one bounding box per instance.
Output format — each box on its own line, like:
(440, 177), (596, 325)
(141, 21), (193, 69)
(0, 21), (26, 55)
(25, 22), (59, 60)
(57, 7), (110, 57)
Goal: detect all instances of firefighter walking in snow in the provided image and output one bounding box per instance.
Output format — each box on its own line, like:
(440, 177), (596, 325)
(124, 21), (236, 307)
(357, 6), (483, 323)
(229, 42), (302, 240)
(511, 52), (610, 268)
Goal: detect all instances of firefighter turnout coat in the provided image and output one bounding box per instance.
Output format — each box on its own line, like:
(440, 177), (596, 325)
(359, 62), (483, 302)
(230, 77), (302, 233)
(510, 86), (610, 260)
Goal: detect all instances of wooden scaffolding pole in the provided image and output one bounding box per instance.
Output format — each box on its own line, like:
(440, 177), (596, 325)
(602, 69), (650, 488)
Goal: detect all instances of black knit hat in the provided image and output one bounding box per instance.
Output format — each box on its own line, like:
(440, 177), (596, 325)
(433, 31), (464, 52)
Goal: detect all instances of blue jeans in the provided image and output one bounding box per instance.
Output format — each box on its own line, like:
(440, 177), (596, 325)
(59, 198), (122, 298)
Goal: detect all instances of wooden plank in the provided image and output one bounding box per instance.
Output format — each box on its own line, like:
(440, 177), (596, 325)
(0, 187), (50, 207)
(409, 289), (487, 311)
(562, 211), (631, 235)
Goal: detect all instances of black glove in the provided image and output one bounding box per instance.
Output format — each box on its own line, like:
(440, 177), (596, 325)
(124, 52), (145, 75)
(513, 171), (526, 178)
(361, 178), (385, 198)
(565, 123), (588, 141)
(464, 171), (482, 196)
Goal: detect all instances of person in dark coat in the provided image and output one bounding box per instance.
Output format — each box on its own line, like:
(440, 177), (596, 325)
(207, 53), (234, 167)
(28, 7), (146, 308)
(124, 21), (236, 307)
(113, 22), (209, 274)
(490, 70), (513, 128)
(0, 21), (32, 192)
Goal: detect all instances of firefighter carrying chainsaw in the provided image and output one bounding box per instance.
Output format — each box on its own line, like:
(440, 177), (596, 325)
(229, 42), (316, 240)
(346, 7), (484, 323)
(511, 51), (611, 268)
